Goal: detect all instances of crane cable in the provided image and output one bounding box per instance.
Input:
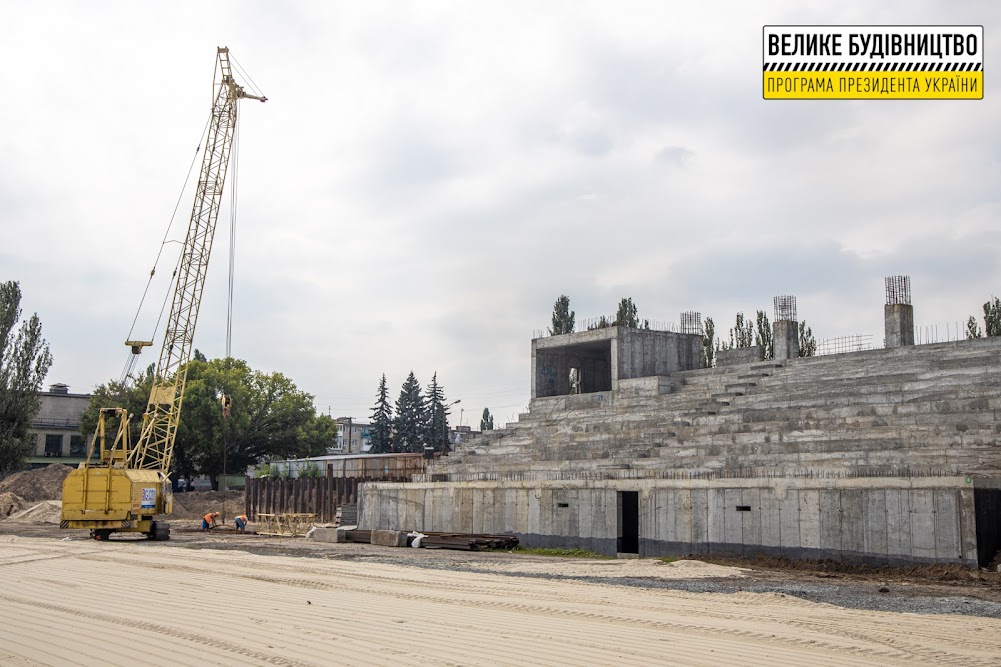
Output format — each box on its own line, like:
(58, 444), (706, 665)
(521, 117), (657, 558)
(231, 55), (266, 99)
(226, 112), (240, 359)
(118, 118), (211, 388)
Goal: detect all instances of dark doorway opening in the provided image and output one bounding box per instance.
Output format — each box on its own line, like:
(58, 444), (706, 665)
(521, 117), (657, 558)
(535, 340), (613, 397)
(618, 491), (639, 554)
(974, 488), (1001, 567)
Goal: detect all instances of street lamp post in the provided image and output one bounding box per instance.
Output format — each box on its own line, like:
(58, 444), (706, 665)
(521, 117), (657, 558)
(443, 399), (460, 454)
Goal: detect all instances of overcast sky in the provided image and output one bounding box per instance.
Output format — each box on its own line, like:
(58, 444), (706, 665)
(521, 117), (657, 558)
(2, 1), (998, 427)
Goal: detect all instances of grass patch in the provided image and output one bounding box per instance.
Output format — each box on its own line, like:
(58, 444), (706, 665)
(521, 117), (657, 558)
(657, 556), (680, 564)
(505, 546), (614, 559)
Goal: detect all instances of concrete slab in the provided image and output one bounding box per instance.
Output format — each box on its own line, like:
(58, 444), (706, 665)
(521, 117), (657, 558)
(371, 529), (407, 547)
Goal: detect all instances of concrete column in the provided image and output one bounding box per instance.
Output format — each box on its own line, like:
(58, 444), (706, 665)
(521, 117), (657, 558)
(884, 304), (914, 347)
(772, 320), (799, 361)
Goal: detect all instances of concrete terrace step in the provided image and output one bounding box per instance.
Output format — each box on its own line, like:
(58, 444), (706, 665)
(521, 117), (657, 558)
(441, 337), (1001, 477)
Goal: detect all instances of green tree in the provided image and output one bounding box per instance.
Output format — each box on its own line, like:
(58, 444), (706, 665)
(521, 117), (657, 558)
(0, 282), (54, 474)
(702, 317), (716, 368)
(480, 407), (494, 431)
(614, 298), (639, 328)
(984, 297), (1001, 337)
(966, 315), (983, 339)
(87, 356), (331, 488)
(301, 413), (339, 457)
(755, 310), (773, 360)
(369, 373), (394, 453)
(549, 295), (575, 335)
(587, 315), (611, 330)
(179, 357), (331, 489)
(393, 372), (425, 453)
(725, 312), (754, 350)
(798, 321), (817, 357)
(425, 372), (451, 452)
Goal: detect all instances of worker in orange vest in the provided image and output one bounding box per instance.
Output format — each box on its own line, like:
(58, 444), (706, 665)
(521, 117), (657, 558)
(235, 514), (249, 533)
(202, 511), (220, 531)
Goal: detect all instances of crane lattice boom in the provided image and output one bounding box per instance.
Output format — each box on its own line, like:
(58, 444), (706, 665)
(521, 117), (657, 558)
(128, 47), (266, 471)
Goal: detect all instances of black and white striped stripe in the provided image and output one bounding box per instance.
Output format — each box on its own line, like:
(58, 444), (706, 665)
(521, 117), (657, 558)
(763, 62), (982, 72)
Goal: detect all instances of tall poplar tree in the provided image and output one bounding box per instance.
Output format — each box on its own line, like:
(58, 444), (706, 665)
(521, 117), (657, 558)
(798, 321), (817, 357)
(755, 310), (773, 360)
(614, 298), (639, 328)
(480, 408), (494, 431)
(0, 281), (53, 474)
(549, 295), (575, 335)
(702, 317), (716, 368)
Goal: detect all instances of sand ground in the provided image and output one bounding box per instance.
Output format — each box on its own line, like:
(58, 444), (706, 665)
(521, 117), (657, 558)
(1, 533), (999, 666)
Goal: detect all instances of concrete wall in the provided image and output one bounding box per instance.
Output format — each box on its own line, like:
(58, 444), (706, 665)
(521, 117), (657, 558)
(360, 476), (979, 566)
(884, 304), (915, 347)
(716, 346), (762, 366)
(616, 329), (703, 381)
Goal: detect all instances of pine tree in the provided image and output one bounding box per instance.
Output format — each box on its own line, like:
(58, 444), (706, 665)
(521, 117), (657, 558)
(480, 408), (494, 431)
(0, 281), (54, 474)
(369, 374), (394, 453)
(393, 372), (425, 453)
(425, 372), (450, 452)
(549, 295), (575, 335)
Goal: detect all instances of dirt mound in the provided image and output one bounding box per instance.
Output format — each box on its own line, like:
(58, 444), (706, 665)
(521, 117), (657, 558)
(0, 464), (73, 502)
(6, 500), (62, 524)
(0, 492), (27, 518)
(170, 490), (244, 520)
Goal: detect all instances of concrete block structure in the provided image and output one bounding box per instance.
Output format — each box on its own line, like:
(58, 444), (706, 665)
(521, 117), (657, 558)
(362, 477), (979, 565)
(716, 346), (761, 366)
(772, 295), (799, 361)
(361, 312), (1001, 568)
(532, 326), (702, 398)
(884, 276), (915, 348)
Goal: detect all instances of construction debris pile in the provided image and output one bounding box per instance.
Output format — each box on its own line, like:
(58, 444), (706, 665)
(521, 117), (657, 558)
(0, 464), (73, 523)
(0, 464), (72, 502)
(0, 492), (26, 518)
(170, 490), (245, 520)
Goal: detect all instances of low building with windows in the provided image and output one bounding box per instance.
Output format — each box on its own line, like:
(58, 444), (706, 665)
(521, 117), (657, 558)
(26, 383), (94, 469)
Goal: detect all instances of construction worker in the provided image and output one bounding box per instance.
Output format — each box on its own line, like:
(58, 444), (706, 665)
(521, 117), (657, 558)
(202, 511), (220, 531)
(235, 514), (249, 533)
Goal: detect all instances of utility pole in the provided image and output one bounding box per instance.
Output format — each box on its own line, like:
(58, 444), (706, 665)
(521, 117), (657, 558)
(443, 399), (460, 454)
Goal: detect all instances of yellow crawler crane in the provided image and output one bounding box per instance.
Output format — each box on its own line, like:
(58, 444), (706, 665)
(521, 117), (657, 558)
(61, 47), (265, 541)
